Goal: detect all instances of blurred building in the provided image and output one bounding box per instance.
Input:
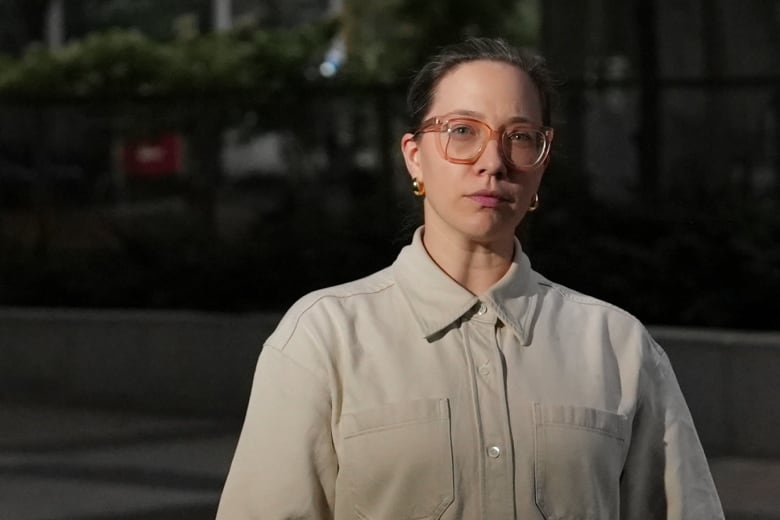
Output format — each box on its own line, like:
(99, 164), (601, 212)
(542, 0), (779, 204)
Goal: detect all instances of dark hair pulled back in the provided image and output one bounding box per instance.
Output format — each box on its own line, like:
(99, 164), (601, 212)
(406, 37), (556, 131)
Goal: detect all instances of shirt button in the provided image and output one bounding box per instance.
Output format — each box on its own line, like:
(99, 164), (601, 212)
(479, 364), (491, 376)
(487, 446), (501, 458)
(476, 303), (488, 315)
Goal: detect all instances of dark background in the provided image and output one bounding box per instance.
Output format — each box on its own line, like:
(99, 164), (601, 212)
(1, 4), (778, 519)
(0, 0), (778, 330)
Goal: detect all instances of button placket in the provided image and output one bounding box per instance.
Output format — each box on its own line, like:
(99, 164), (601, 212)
(464, 305), (514, 518)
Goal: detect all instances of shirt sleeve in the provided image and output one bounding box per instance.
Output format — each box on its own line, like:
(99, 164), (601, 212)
(620, 341), (724, 519)
(216, 345), (337, 520)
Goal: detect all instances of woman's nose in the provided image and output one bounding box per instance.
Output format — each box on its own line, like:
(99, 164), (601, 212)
(476, 138), (508, 177)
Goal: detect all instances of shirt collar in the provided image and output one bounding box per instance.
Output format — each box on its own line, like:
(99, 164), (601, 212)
(393, 227), (540, 345)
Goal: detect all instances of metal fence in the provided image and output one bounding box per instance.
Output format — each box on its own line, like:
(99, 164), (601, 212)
(1, 77), (778, 328)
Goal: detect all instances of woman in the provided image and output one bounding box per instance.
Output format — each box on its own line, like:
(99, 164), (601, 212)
(217, 37), (723, 519)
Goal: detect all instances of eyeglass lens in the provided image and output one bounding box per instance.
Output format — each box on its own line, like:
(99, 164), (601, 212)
(442, 119), (545, 167)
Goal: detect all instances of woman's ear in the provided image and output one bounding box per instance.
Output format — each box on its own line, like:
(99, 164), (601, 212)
(401, 133), (424, 181)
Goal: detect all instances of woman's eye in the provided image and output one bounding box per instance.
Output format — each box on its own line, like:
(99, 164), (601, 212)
(508, 130), (533, 142)
(449, 124), (477, 138)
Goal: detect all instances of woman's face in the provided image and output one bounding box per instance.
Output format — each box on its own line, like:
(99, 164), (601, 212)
(402, 60), (549, 247)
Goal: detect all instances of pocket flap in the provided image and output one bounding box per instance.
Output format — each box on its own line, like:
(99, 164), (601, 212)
(342, 398), (450, 438)
(533, 402), (628, 441)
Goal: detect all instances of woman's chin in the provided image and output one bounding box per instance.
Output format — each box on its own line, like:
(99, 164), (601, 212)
(458, 217), (518, 245)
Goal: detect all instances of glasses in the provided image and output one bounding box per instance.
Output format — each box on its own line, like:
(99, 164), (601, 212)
(414, 116), (554, 169)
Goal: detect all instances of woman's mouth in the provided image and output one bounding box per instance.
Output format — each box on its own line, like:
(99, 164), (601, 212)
(467, 191), (510, 208)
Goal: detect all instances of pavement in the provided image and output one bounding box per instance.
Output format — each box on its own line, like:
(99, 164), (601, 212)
(0, 404), (237, 520)
(1, 403), (779, 520)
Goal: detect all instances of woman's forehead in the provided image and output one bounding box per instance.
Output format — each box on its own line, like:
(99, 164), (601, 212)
(429, 60), (543, 122)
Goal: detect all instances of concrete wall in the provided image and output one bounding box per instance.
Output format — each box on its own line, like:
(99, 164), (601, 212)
(652, 326), (780, 458)
(0, 308), (281, 416)
(1, 308), (778, 457)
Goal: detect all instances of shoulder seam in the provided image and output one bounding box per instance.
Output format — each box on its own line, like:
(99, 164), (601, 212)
(537, 279), (638, 321)
(271, 277), (397, 351)
(261, 345), (332, 421)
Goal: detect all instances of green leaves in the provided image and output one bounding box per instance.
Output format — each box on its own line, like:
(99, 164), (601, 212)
(340, 0), (541, 84)
(0, 29), (165, 98)
(0, 0), (542, 98)
(0, 22), (336, 101)
(163, 32), (254, 92)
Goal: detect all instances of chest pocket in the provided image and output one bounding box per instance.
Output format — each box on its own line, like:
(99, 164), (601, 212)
(341, 398), (454, 520)
(533, 403), (628, 520)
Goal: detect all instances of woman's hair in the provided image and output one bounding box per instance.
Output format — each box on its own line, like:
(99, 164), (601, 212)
(406, 37), (556, 130)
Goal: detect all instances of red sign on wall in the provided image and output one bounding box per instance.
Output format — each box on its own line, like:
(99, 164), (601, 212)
(121, 133), (183, 177)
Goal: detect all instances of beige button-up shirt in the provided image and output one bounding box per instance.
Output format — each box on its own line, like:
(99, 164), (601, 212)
(217, 228), (724, 519)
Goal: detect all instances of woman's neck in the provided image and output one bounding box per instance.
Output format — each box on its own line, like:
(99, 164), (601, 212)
(421, 226), (515, 296)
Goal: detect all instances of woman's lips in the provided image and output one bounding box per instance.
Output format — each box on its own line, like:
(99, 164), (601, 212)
(467, 192), (510, 208)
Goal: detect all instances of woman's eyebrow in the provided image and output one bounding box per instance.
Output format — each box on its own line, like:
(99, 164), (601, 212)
(506, 116), (535, 124)
(447, 110), (536, 125)
(449, 109), (484, 118)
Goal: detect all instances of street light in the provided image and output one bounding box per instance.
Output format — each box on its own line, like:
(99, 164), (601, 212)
(45, 0), (65, 49)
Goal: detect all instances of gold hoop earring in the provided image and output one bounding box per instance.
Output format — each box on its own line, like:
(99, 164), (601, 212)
(528, 193), (540, 212)
(412, 178), (425, 197)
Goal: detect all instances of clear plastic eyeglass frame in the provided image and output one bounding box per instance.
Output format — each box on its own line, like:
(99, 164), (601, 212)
(414, 115), (554, 169)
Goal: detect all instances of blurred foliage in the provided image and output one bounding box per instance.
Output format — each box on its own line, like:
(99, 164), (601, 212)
(0, 31), (167, 98)
(0, 1), (541, 97)
(341, 0), (540, 83)
(2, 179), (778, 330)
(0, 174), (403, 312)
(0, 53), (13, 73)
(0, 22), (337, 100)
(522, 163), (780, 330)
